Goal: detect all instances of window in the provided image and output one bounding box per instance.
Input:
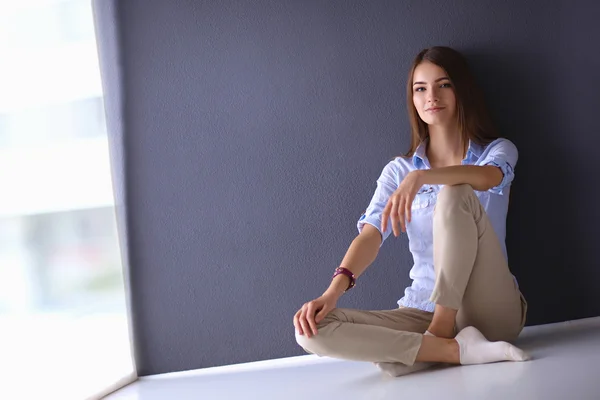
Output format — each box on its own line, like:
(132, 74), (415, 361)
(0, 97), (107, 145)
(0, 1), (134, 398)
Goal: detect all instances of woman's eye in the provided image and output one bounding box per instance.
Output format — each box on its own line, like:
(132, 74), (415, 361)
(415, 87), (425, 92)
(441, 83), (452, 88)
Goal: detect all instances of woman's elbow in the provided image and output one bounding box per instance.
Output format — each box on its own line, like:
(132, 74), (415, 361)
(472, 166), (502, 191)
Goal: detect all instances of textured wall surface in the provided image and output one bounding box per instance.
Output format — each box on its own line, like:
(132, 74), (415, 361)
(93, 0), (600, 375)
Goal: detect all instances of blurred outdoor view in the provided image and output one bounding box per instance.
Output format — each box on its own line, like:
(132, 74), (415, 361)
(0, 0), (134, 398)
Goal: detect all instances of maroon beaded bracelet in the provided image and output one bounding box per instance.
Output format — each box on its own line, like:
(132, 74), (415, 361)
(332, 267), (356, 292)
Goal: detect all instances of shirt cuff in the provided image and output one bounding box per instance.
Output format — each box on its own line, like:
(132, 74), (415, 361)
(484, 157), (514, 195)
(357, 215), (390, 246)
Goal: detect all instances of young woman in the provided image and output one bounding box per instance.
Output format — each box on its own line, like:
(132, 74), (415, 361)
(293, 46), (530, 377)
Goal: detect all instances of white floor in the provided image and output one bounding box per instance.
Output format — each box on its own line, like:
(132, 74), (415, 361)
(106, 317), (600, 400)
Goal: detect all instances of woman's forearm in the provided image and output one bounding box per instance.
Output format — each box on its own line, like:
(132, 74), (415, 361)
(416, 165), (502, 191)
(323, 226), (382, 298)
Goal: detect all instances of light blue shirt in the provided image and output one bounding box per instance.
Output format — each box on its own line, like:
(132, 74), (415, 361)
(357, 138), (519, 312)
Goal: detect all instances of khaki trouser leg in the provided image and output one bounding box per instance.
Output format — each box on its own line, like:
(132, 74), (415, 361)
(295, 307), (433, 365)
(430, 184), (527, 342)
(295, 184), (528, 366)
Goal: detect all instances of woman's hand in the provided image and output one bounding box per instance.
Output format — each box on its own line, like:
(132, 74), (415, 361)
(381, 170), (424, 236)
(293, 292), (339, 338)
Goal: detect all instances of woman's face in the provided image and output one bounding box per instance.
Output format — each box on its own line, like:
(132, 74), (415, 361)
(412, 61), (457, 127)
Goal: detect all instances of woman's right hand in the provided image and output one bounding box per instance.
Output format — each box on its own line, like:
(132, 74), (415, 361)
(293, 292), (339, 338)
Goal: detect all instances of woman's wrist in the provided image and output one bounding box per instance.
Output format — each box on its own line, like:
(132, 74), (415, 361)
(323, 274), (350, 298)
(410, 169), (427, 186)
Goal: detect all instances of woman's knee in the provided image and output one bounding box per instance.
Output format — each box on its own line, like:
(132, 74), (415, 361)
(294, 330), (315, 354)
(437, 184), (474, 207)
(294, 308), (344, 355)
(294, 325), (334, 356)
(435, 184), (476, 218)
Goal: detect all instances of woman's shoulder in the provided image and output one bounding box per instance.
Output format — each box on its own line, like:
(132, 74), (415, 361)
(478, 138), (519, 168)
(483, 137), (518, 152)
(386, 154), (414, 167)
(378, 155), (414, 179)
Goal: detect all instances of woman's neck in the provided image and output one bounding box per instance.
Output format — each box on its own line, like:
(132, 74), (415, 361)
(426, 125), (466, 168)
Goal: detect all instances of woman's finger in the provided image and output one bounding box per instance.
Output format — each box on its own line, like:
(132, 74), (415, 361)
(390, 198), (400, 237)
(381, 201), (392, 232)
(315, 306), (330, 324)
(293, 309), (303, 335)
(306, 303), (319, 336)
(299, 306), (312, 338)
(406, 195), (412, 226)
(399, 197), (407, 232)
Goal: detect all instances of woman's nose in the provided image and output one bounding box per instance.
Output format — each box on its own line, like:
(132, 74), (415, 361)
(427, 89), (439, 103)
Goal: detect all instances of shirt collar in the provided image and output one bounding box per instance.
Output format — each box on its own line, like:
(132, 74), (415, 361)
(466, 140), (484, 159)
(412, 139), (484, 168)
(412, 140), (429, 169)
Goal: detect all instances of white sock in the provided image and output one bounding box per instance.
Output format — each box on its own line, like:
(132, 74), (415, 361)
(455, 326), (531, 365)
(376, 330), (436, 377)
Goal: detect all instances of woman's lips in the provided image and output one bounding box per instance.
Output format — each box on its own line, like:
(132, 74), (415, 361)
(426, 107), (445, 112)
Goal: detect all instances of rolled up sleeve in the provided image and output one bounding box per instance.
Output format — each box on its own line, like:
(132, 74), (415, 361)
(478, 139), (518, 195)
(357, 161), (400, 245)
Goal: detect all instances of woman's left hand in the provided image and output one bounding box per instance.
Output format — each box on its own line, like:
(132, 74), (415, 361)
(381, 170), (424, 236)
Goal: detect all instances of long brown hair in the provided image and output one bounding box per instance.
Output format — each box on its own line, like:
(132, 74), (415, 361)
(405, 46), (499, 157)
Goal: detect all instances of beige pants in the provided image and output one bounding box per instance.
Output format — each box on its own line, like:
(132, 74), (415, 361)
(295, 184), (528, 366)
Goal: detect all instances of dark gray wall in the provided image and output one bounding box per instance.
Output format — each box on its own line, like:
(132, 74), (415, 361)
(93, 0), (600, 375)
